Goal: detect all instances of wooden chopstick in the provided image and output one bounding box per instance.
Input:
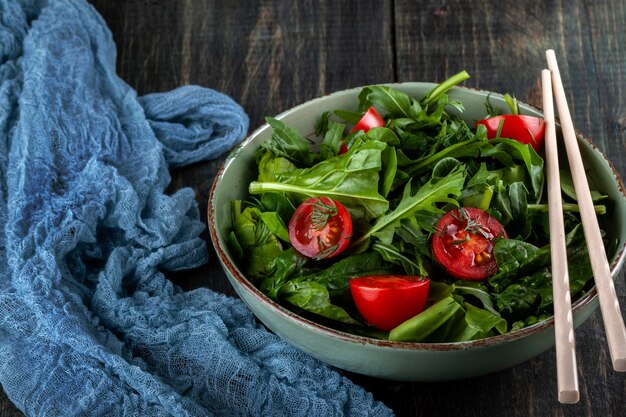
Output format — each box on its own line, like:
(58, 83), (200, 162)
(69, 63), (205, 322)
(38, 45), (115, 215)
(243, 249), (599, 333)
(541, 69), (579, 404)
(546, 49), (626, 372)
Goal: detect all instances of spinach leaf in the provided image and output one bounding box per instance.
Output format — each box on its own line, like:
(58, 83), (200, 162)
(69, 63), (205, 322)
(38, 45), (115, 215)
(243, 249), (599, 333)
(365, 127), (401, 146)
(297, 251), (393, 297)
(493, 284), (540, 319)
(260, 211), (289, 242)
(460, 163), (494, 211)
(226, 231), (244, 261)
(404, 137), (485, 176)
(259, 193), (296, 224)
(278, 280), (360, 325)
(454, 281), (500, 316)
(388, 296), (462, 342)
(249, 139), (389, 220)
(560, 169), (607, 202)
(563, 224), (594, 295)
(491, 180), (529, 233)
(231, 204), (284, 279)
(260, 248), (309, 299)
(257, 150), (298, 182)
(488, 239), (550, 293)
(511, 314), (551, 331)
(489, 225), (595, 321)
(319, 121), (345, 159)
(482, 138), (544, 200)
(428, 281), (454, 303)
(432, 157), (462, 178)
(379, 146), (397, 198)
(260, 252), (393, 327)
(445, 303), (508, 342)
(358, 86), (421, 119)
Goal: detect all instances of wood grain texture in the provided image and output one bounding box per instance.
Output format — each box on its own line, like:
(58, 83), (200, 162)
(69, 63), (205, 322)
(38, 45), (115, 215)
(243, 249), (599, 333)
(2, 1), (625, 416)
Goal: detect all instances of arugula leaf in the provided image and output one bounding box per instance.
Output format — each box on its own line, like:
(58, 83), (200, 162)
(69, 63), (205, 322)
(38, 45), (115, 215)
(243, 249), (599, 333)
(353, 166), (465, 246)
(333, 109), (363, 124)
(263, 117), (317, 166)
(404, 137), (485, 176)
(453, 281), (500, 316)
(372, 241), (427, 276)
(395, 216), (435, 246)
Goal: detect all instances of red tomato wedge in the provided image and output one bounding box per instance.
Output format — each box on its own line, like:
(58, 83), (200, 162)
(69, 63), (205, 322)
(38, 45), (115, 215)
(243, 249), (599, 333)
(475, 114), (545, 152)
(350, 106), (385, 133)
(350, 275), (430, 332)
(431, 207), (507, 281)
(288, 197), (352, 259)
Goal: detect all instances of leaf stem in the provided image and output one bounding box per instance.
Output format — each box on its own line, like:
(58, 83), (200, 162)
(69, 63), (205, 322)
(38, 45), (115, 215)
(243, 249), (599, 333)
(422, 71), (470, 106)
(404, 137), (479, 176)
(248, 181), (389, 211)
(527, 203), (606, 215)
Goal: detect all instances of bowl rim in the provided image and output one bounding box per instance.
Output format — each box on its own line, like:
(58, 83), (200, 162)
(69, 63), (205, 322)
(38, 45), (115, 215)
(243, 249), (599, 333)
(208, 82), (626, 352)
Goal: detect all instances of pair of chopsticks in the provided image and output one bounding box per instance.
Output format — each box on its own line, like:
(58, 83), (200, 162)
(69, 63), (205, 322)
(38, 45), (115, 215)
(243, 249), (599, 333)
(542, 49), (626, 404)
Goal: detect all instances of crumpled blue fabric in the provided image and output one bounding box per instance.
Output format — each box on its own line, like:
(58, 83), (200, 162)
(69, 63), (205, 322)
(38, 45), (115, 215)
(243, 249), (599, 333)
(0, 1), (394, 416)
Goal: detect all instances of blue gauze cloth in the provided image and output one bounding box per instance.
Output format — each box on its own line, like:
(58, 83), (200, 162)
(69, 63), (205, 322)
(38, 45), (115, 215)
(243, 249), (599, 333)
(0, 1), (394, 416)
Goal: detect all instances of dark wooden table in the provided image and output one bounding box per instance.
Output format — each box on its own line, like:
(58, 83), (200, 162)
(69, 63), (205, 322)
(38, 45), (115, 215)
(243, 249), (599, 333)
(2, 1), (625, 416)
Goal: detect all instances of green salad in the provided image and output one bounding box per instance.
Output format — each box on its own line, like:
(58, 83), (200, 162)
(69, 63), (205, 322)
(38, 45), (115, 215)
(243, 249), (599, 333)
(227, 71), (613, 342)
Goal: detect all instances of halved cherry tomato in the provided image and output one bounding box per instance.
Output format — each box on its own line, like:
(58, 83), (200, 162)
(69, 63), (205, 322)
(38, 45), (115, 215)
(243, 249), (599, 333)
(431, 207), (507, 281)
(288, 197), (352, 259)
(475, 114), (545, 152)
(350, 275), (430, 332)
(350, 106), (385, 133)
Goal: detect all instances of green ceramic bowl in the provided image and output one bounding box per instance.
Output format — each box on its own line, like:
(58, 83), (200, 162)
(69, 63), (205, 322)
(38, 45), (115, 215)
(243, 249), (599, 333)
(208, 83), (626, 381)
